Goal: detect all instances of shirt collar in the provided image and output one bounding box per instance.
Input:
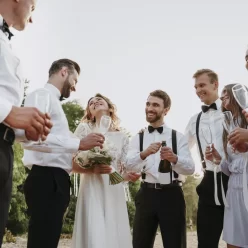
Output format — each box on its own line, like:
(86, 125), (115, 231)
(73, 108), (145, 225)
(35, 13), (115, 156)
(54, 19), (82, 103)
(45, 83), (61, 100)
(215, 98), (222, 109)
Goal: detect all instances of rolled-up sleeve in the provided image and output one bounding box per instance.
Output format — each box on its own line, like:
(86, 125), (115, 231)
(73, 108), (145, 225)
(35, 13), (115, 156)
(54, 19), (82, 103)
(171, 133), (195, 175)
(126, 133), (148, 172)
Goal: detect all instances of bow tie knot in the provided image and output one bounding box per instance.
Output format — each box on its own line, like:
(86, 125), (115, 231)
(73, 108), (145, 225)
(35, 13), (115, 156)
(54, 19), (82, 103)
(1, 20), (13, 40)
(201, 103), (217, 113)
(148, 125), (163, 134)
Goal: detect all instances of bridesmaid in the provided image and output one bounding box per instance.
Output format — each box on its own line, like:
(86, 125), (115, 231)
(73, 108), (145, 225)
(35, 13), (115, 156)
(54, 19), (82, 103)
(205, 84), (248, 248)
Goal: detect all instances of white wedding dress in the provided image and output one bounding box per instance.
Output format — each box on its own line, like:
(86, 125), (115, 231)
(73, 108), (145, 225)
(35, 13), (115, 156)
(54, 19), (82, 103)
(71, 123), (132, 248)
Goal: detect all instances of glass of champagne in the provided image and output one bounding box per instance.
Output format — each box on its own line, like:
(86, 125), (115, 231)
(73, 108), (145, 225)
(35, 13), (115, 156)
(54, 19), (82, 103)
(98, 115), (111, 135)
(232, 84), (248, 112)
(222, 111), (238, 153)
(34, 89), (51, 144)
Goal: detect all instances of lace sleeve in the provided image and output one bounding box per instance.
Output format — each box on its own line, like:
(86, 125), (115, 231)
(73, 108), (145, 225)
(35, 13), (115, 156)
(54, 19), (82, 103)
(74, 123), (90, 139)
(117, 134), (130, 173)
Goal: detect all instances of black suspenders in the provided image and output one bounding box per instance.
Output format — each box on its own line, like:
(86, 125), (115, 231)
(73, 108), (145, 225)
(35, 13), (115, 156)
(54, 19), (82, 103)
(195, 112), (206, 169)
(139, 129), (178, 183)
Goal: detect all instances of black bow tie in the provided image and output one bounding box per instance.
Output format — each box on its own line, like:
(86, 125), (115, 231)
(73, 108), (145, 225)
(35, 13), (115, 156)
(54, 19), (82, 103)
(1, 20), (13, 40)
(148, 125), (163, 134)
(201, 103), (217, 113)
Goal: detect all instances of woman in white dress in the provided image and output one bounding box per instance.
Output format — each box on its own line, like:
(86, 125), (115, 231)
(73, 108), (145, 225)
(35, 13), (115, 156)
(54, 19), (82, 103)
(71, 93), (140, 248)
(205, 84), (248, 248)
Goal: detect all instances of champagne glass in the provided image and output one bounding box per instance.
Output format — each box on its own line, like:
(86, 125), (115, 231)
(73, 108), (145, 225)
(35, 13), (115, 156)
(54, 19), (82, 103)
(201, 126), (213, 151)
(34, 90), (51, 144)
(222, 111), (238, 153)
(222, 111), (236, 134)
(232, 84), (248, 112)
(98, 115), (111, 135)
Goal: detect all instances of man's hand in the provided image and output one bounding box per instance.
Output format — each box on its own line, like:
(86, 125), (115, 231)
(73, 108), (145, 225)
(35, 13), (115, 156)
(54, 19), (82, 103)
(205, 144), (221, 164)
(140, 142), (161, 160)
(124, 172), (141, 182)
(93, 164), (112, 174)
(160, 146), (178, 164)
(79, 133), (105, 150)
(5, 106), (53, 141)
(228, 127), (248, 147)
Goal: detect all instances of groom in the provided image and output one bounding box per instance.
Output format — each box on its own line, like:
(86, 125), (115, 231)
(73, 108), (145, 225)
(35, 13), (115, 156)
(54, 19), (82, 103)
(22, 59), (108, 248)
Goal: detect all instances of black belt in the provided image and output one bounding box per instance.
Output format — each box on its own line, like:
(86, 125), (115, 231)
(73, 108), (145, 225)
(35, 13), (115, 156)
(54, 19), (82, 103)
(0, 123), (15, 145)
(141, 181), (182, 189)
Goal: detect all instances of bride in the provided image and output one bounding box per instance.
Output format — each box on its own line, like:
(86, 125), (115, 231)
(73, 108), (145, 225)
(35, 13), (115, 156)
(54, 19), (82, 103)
(71, 93), (140, 248)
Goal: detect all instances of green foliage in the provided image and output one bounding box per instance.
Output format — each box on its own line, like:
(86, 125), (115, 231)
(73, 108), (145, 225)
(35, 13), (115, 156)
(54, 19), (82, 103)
(127, 181), (140, 229)
(62, 100), (84, 133)
(3, 229), (16, 243)
(7, 143), (28, 235)
(182, 175), (200, 226)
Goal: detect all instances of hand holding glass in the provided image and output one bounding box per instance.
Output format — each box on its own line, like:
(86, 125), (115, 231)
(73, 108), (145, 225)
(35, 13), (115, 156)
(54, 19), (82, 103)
(232, 84), (248, 112)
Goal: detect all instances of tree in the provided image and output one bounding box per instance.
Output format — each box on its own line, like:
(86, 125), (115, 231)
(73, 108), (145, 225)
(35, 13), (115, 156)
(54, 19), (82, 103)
(62, 100), (84, 133)
(182, 175), (200, 226)
(7, 143), (28, 235)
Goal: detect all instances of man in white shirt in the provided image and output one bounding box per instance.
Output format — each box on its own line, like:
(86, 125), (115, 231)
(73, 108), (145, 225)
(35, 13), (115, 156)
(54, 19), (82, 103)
(185, 69), (229, 248)
(22, 59), (107, 248)
(0, 1), (52, 246)
(126, 90), (195, 248)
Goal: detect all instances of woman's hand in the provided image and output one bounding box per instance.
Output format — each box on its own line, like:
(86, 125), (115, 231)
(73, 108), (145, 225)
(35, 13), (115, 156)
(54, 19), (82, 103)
(205, 144), (222, 164)
(93, 164), (112, 174)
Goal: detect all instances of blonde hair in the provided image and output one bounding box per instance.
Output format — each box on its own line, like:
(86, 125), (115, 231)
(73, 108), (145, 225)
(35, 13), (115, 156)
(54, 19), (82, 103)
(81, 93), (120, 130)
(193, 69), (218, 83)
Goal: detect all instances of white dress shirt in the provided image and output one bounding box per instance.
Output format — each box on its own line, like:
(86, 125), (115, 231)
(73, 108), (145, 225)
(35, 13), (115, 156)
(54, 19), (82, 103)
(22, 83), (80, 173)
(185, 99), (224, 172)
(126, 124), (195, 184)
(0, 16), (26, 140)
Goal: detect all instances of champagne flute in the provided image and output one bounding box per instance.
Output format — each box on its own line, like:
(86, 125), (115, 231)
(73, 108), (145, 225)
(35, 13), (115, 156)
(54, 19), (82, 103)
(98, 115), (111, 135)
(222, 111), (238, 153)
(34, 89), (51, 144)
(201, 126), (213, 151)
(222, 111), (236, 134)
(232, 84), (248, 112)
(95, 115), (111, 152)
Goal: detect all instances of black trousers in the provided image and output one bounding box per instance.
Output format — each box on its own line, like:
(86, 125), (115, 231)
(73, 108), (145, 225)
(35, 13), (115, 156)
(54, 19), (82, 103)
(0, 139), (13, 247)
(24, 165), (70, 248)
(133, 184), (186, 248)
(196, 171), (229, 248)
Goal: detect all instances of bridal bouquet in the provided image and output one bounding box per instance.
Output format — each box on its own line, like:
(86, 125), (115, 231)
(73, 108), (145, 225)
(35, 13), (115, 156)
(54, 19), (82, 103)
(74, 139), (124, 185)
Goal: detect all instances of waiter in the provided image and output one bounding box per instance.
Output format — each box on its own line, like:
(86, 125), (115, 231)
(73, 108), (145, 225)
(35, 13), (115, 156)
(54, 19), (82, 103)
(0, 1), (52, 246)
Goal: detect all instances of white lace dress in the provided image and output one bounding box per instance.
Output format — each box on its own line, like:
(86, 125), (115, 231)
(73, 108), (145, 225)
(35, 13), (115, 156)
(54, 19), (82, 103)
(71, 123), (132, 248)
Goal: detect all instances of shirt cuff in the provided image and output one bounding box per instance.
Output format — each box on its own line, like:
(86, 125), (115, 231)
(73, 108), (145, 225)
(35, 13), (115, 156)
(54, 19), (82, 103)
(14, 129), (28, 142)
(0, 100), (12, 123)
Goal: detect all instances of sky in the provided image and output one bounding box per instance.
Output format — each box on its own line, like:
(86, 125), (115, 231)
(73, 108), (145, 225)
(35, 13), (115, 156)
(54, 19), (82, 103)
(11, 0), (248, 172)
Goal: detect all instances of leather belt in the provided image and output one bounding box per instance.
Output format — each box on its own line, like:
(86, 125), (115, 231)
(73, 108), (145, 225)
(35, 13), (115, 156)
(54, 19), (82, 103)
(0, 123), (15, 145)
(141, 181), (182, 189)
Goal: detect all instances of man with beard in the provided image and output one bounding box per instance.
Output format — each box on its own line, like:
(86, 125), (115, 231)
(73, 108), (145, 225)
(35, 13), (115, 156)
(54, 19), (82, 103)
(22, 59), (108, 248)
(0, 0), (52, 246)
(126, 90), (195, 248)
(185, 69), (229, 248)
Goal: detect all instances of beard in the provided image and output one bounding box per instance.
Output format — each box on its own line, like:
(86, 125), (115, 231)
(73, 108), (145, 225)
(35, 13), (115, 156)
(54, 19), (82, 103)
(146, 112), (162, 123)
(61, 77), (72, 100)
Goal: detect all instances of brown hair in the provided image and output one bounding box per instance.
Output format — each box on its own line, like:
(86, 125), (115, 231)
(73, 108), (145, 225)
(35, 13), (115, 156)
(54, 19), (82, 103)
(222, 84), (247, 158)
(81, 93), (120, 130)
(149, 90), (171, 109)
(193, 69), (218, 83)
(49, 59), (81, 77)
